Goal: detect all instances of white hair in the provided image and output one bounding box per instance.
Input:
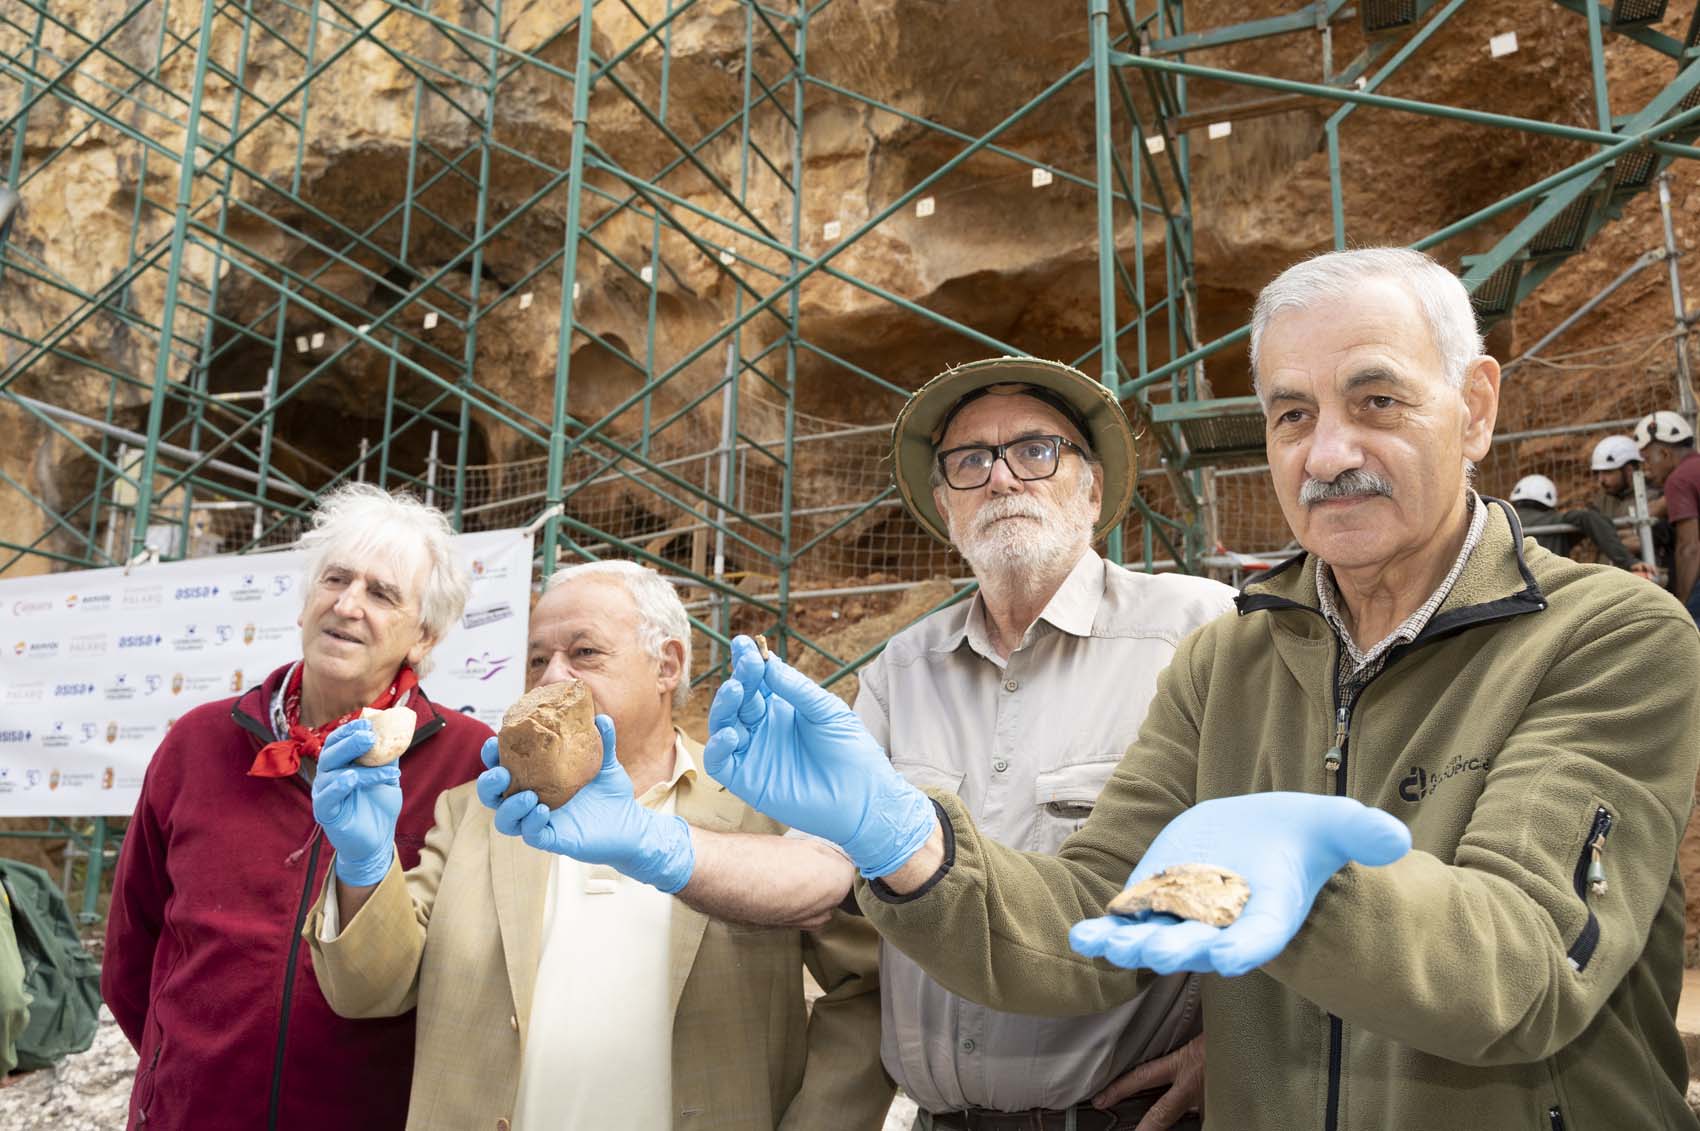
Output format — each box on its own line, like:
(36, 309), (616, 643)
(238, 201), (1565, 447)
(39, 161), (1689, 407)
(546, 560), (693, 709)
(1250, 247), (1484, 404)
(295, 484), (469, 676)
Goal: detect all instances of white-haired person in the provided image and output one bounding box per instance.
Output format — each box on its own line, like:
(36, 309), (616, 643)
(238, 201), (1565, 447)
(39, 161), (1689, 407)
(103, 484), (491, 1131)
(302, 560), (892, 1131)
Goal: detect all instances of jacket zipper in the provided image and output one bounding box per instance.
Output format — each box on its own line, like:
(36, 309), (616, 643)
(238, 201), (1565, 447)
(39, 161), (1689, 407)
(1565, 806), (1613, 972)
(136, 1043), (163, 1122)
(267, 833), (324, 1131)
(1549, 1105), (1566, 1130)
(1323, 663), (1355, 1131)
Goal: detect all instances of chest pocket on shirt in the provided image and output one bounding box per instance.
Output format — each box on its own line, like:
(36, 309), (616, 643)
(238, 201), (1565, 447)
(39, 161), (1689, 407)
(891, 760), (967, 798)
(1031, 759), (1119, 854)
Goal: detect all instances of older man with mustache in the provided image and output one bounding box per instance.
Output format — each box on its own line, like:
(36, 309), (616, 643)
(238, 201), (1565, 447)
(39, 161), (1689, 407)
(702, 248), (1700, 1131)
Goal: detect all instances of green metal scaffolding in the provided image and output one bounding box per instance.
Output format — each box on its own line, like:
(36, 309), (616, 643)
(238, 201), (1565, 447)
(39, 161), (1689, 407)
(2, 0), (1699, 681)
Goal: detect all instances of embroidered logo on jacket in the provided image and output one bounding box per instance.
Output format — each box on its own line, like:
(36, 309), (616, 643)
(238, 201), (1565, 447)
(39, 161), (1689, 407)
(1398, 755), (1493, 804)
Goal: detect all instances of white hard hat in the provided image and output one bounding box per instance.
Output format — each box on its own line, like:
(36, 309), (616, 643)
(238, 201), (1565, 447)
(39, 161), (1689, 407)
(1590, 435), (1642, 471)
(1510, 474), (1558, 509)
(1634, 410), (1695, 449)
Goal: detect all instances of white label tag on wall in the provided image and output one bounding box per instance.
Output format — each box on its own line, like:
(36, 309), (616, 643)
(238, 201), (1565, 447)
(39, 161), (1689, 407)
(915, 196), (935, 218)
(1489, 31), (1518, 57)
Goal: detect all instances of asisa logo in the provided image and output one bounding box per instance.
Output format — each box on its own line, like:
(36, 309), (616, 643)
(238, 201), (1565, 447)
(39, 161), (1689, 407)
(461, 652), (512, 682)
(118, 634), (164, 649)
(0, 729), (32, 743)
(173, 584), (220, 601)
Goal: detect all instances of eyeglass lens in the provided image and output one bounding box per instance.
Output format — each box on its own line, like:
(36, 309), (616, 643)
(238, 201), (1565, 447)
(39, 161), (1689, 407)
(942, 437), (1062, 488)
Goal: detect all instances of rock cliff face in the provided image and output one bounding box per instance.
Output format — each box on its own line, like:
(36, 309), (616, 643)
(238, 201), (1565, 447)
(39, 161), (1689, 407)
(5, 0), (1697, 566)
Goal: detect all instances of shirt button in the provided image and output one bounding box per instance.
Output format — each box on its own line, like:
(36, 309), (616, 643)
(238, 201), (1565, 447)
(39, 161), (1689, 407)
(992, 758), (1009, 773)
(1003, 678), (1018, 692)
(961, 1038), (976, 1052)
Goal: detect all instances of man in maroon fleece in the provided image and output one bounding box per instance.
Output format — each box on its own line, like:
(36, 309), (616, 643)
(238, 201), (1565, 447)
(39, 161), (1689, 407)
(102, 485), (491, 1131)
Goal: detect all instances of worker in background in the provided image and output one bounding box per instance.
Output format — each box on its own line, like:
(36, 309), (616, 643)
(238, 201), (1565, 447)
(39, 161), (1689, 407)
(1508, 473), (1653, 577)
(1635, 410), (1700, 624)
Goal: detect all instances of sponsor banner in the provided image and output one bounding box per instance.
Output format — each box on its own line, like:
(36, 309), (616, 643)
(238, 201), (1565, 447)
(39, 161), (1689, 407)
(0, 530), (532, 816)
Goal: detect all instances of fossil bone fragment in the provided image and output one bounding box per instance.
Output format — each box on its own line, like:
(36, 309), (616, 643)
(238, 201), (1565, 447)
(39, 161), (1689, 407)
(1106, 863), (1251, 928)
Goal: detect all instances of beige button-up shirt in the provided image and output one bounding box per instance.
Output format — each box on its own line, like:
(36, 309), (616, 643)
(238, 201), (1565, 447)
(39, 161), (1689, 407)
(853, 551), (1237, 1113)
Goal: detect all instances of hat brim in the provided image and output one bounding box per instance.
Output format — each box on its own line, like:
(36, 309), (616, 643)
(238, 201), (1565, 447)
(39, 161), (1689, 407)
(891, 357), (1137, 546)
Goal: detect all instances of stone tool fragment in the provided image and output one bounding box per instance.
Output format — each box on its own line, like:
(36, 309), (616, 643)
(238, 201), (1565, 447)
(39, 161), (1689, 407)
(356, 705), (415, 766)
(498, 678), (602, 808)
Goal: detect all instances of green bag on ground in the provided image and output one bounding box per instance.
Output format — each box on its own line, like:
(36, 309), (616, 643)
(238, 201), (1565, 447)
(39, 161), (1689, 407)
(0, 858), (100, 1072)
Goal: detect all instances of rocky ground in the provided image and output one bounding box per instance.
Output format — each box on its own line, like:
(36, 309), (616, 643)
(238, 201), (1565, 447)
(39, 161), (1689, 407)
(0, 1007), (134, 1130)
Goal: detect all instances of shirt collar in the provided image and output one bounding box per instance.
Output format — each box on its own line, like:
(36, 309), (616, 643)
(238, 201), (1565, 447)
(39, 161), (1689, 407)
(634, 729), (696, 810)
(952, 549), (1105, 662)
(1316, 490), (1486, 673)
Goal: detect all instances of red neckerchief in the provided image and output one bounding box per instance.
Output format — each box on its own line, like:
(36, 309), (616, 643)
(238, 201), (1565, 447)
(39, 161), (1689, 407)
(247, 663), (420, 778)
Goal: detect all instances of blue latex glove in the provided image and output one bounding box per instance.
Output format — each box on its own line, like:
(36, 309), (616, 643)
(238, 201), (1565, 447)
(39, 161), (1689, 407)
(702, 635), (935, 879)
(312, 720), (401, 888)
(1069, 792), (1411, 977)
(475, 716), (696, 894)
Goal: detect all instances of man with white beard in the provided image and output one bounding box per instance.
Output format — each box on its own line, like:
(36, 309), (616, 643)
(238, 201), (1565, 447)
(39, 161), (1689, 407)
(840, 358), (1234, 1131)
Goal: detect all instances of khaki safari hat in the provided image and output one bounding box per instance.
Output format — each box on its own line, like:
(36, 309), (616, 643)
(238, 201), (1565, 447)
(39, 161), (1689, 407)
(891, 356), (1137, 545)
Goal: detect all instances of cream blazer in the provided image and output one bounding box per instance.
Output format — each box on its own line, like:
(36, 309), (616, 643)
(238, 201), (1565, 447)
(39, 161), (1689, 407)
(303, 736), (890, 1131)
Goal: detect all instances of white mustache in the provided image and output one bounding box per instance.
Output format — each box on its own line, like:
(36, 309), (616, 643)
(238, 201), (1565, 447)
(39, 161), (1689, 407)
(973, 498), (1047, 532)
(1299, 469), (1393, 506)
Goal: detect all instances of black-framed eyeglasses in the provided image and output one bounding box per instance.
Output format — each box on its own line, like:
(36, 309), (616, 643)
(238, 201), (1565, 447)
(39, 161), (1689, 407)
(936, 435), (1086, 490)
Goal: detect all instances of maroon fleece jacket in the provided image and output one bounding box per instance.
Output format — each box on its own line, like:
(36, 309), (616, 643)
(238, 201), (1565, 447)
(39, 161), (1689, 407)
(102, 661), (490, 1131)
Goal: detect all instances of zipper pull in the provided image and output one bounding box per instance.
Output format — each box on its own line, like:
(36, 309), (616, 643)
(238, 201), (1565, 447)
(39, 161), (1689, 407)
(1323, 706), (1347, 772)
(1587, 835), (1608, 895)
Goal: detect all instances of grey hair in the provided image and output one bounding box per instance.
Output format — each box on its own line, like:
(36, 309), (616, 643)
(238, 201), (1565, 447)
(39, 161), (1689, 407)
(1250, 248), (1484, 405)
(295, 483), (470, 677)
(546, 560), (693, 709)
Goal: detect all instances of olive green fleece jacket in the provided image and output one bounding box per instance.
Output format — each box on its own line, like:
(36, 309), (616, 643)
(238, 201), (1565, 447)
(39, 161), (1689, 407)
(859, 498), (1700, 1131)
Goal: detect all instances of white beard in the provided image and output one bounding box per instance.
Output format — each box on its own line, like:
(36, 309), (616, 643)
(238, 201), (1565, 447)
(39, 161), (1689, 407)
(950, 477), (1096, 589)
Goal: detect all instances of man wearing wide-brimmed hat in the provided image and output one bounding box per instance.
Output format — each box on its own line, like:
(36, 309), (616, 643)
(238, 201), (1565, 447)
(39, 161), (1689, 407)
(846, 356), (1234, 1131)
